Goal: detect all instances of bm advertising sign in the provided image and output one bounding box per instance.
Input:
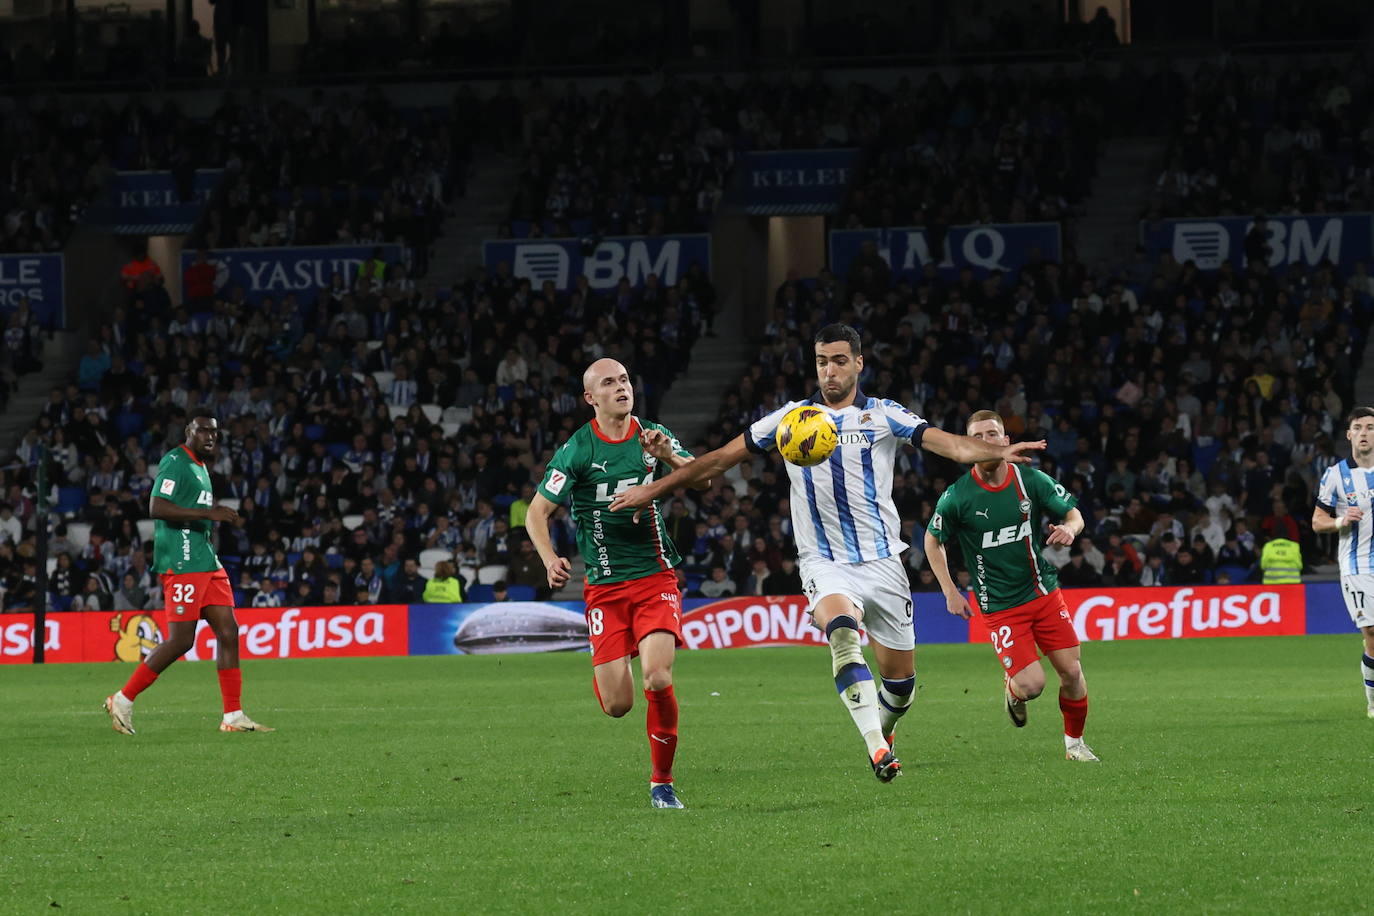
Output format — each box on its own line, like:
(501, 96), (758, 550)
(482, 234), (711, 291)
(1140, 213), (1374, 270)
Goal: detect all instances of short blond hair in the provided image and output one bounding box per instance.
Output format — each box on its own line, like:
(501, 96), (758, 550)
(966, 409), (1005, 433)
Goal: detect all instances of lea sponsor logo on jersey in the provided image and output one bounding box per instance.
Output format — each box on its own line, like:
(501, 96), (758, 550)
(1067, 585), (1304, 641)
(594, 474), (652, 503)
(981, 521), (1032, 548)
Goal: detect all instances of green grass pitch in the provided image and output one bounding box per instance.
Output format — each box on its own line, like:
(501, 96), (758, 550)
(3, 635), (1371, 913)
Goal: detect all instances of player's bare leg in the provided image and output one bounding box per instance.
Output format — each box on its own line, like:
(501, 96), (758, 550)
(206, 605), (272, 732)
(1005, 658), (1045, 728)
(638, 630), (683, 808)
(104, 621), (197, 735)
(812, 596), (897, 780)
(1046, 646), (1095, 761)
(1360, 626), (1374, 718)
(592, 655), (635, 717)
(872, 643), (916, 752)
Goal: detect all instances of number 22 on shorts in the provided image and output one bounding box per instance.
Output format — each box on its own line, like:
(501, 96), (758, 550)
(989, 624), (1015, 653)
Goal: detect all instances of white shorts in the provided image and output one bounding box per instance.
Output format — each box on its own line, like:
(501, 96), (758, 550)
(1341, 575), (1374, 629)
(800, 555), (914, 651)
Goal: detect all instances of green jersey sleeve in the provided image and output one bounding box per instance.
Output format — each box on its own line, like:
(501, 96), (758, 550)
(153, 454), (190, 507)
(537, 440), (581, 506)
(928, 488), (959, 544)
(1028, 468), (1077, 519)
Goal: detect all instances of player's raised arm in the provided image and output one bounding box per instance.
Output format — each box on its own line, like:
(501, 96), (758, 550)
(149, 496), (238, 524)
(524, 492), (572, 590)
(920, 426), (1045, 465)
(609, 433), (752, 518)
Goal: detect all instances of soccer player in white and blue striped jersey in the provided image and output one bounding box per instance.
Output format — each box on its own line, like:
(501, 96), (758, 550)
(1312, 407), (1374, 718)
(610, 324), (1045, 780)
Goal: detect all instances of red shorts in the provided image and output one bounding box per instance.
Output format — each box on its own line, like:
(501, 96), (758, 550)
(582, 569), (683, 666)
(981, 589), (1080, 677)
(161, 568), (235, 623)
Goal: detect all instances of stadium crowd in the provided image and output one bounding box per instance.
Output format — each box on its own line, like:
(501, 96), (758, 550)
(0, 243), (715, 613)
(185, 88), (471, 278)
(1153, 54), (1374, 217)
(695, 247), (1364, 595)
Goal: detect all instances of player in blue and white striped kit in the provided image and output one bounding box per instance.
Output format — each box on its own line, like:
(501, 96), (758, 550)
(1313, 406), (1374, 719)
(610, 324), (1044, 780)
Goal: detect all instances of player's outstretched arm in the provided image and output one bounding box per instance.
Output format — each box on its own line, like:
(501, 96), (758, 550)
(524, 493), (572, 590)
(919, 427), (1046, 465)
(923, 530), (972, 619)
(1312, 503), (1359, 534)
(150, 496), (237, 524)
(609, 433), (751, 519)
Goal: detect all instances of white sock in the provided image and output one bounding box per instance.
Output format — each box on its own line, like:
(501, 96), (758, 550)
(223, 711), (239, 723)
(1064, 734), (1084, 749)
(826, 616), (888, 757)
(1362, 654), (1374, 707)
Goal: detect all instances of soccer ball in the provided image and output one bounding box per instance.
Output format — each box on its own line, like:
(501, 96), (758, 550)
(777, 405), (839, 468)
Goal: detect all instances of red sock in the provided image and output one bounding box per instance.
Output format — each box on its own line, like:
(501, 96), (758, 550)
(644, 685), (678, 784)
(121, 662), (159, 701)
(1060, 692), (1088, 739)
(218, 668), (242, 715)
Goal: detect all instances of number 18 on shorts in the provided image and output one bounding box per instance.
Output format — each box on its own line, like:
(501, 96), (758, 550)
(582, 569), (684, 665)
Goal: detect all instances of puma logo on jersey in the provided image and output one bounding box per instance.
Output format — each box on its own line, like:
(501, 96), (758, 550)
(982, 521), (1033, 548)
(590, 461), (608, 473)
(976, 508), (989, 518)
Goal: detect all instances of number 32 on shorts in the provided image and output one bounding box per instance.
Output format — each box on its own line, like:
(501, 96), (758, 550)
(170, 582), (197, 604)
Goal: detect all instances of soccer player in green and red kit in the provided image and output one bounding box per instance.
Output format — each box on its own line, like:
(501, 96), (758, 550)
(104, 410), (273, 735)
(524, 358), (705, 809)
(924, 410), (1098, 762)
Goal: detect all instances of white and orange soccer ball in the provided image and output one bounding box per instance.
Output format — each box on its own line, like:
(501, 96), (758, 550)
(777, 405), (839, 468)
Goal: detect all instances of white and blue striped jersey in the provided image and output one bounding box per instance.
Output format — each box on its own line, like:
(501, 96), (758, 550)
(747, 392), (928, 564)
(1317, 460), (1374, 576)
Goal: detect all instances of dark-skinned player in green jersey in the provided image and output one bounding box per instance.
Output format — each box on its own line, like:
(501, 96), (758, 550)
(524, 358), (706, 809)
(924, 410), (1098, 762)
(104, 410), (273, 735)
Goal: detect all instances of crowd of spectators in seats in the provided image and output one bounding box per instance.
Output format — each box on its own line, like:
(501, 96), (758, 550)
(682, 246), (1365, 597)
(1152, 54), (1374, 217)
(0, 246), (716, 612)
(184, 87), (470, 278)
(836, 65), (1119, 229)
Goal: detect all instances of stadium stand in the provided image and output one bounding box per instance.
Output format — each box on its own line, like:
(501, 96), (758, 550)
(1152, 56), (1374, 218)
(0, 238), (714, 611)
(695, 250), (1365, 594)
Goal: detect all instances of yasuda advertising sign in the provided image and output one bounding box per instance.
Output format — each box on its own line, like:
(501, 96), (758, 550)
(482, 234), (710, 291)
(182, 244), (402, 302)
(1140, 213), (1374, 270)
(829, 223), (1063, 279)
